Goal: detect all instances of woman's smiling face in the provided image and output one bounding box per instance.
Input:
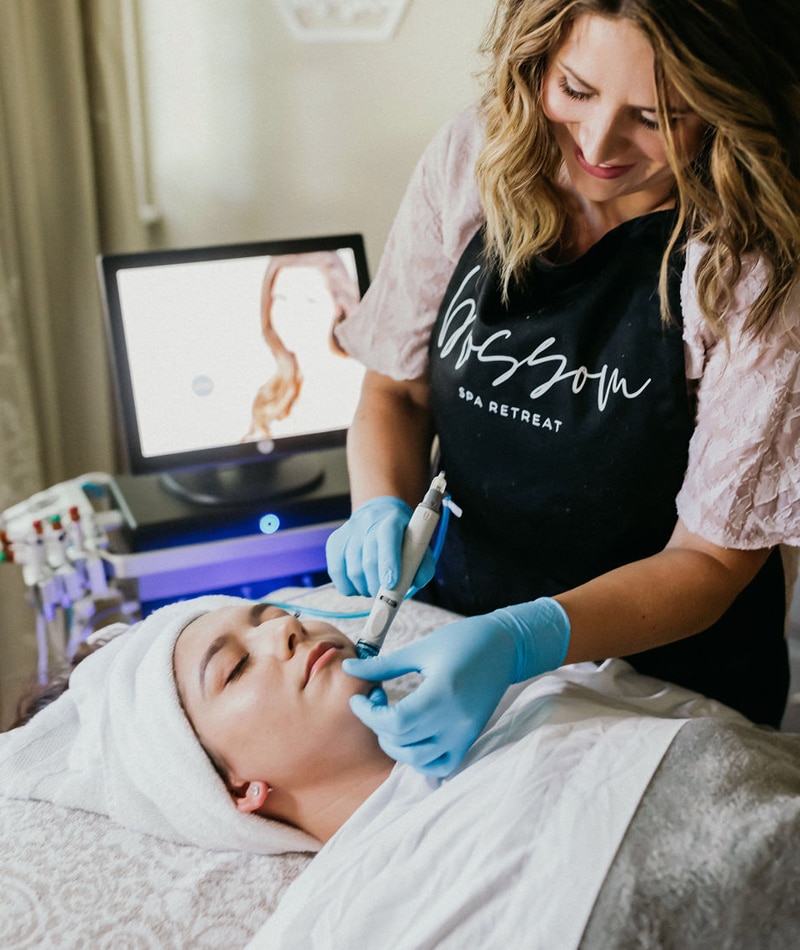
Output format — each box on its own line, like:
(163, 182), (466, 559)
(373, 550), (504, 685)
(173, 603), (378, 794)
(541, 13), (705, 219)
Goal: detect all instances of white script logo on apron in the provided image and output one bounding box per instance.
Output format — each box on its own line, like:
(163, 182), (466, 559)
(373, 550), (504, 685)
(435, 265), (652, 412)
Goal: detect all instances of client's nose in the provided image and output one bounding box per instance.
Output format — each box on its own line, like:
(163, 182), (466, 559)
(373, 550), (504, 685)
(258, 612), (305, 659)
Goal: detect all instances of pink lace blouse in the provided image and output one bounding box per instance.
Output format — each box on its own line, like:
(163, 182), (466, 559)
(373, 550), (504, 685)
(335, 108), (800, 550)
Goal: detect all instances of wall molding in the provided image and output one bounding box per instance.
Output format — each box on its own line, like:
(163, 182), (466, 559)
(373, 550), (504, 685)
(274, 0), (411, 42)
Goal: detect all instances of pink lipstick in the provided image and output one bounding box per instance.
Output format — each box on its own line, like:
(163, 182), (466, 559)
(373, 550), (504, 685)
(574, 145), (635, 179)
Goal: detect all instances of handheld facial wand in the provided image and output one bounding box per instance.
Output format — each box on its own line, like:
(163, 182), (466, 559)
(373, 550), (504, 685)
(355, 472), (447, 659)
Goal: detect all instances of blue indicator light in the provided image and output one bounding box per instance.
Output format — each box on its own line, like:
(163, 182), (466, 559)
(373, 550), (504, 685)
(258, 513), (281, 535)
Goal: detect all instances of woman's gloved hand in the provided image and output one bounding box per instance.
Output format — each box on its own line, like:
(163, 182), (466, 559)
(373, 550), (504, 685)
(326, 496), (435, 597)
(343, 597), (570, 776)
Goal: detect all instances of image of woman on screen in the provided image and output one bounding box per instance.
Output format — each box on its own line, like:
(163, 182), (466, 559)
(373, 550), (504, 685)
(243, 251), (362, 443)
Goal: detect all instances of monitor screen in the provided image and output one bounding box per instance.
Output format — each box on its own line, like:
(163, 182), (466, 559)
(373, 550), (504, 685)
(99, 234), (369, 506)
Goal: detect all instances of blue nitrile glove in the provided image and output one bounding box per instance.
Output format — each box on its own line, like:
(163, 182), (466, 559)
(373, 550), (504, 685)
(326, 495), (436, 597)
(343, 597), (570, 776)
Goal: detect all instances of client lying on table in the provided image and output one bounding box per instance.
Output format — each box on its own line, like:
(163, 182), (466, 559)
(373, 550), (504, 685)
(0, 593), (789, 947)
(0, 595), (800, 950)
(0, 592), (716, 858)
(2, 592), (799, 948)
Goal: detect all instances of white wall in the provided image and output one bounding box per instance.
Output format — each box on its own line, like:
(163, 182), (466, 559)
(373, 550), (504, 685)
(137, 0), (495, 270)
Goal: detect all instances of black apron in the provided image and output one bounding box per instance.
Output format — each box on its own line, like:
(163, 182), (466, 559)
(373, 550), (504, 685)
(428, 215), (788, 726)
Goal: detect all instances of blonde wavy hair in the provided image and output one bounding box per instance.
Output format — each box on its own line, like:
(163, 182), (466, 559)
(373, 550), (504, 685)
(476, 0), (800, 337)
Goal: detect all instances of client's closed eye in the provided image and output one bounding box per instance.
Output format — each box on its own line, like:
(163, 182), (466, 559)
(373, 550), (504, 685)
(226, 654), (250, 685)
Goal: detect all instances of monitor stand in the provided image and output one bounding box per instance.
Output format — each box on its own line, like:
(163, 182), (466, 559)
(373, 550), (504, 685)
(159, 456), (324, 508)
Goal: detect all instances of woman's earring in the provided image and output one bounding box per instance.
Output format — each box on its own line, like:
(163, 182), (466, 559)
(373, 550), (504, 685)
(250, 783), (261, 797)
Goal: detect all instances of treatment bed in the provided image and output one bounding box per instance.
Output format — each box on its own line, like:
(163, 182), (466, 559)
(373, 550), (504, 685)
(2, 586), (800, 948)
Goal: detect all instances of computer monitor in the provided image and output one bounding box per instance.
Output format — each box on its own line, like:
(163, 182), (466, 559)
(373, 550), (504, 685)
(98, 234), (369, 507)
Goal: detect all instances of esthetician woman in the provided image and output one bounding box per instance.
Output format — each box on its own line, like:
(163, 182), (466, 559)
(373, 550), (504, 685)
(325, 0), (800, 775)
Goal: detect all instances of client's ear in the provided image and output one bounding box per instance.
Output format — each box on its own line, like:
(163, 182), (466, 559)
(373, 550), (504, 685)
(230, 780), (272, 814)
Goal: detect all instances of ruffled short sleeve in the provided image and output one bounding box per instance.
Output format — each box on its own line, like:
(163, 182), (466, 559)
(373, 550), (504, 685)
(677, 242), (800, 548)
(333, 108), (485, 380)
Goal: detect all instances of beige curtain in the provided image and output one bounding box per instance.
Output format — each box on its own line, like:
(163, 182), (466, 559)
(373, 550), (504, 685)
(0, 0), (154, 727)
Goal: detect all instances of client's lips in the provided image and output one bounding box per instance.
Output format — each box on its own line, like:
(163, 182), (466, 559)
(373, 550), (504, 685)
(304, 642), (341, 687)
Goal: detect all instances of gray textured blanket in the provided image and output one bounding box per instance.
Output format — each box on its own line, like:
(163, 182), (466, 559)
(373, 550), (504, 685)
(582, 719), (800, 949)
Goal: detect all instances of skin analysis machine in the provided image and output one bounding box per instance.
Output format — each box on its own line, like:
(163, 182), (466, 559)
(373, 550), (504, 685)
(0, 234), (375, 676)
(97, 233), (371, 604)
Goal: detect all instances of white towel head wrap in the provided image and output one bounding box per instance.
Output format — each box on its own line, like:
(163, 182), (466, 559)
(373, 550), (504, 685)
(0, 594), (321, 854)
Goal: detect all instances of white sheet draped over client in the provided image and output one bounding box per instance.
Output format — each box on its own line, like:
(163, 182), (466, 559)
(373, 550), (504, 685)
(247, 661), (743, 950)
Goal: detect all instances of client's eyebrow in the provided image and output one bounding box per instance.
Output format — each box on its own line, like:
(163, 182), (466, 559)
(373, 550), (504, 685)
(250, 602), (289, 624)
(250, 602), (271, 625)
(199, 635), (231, 697)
